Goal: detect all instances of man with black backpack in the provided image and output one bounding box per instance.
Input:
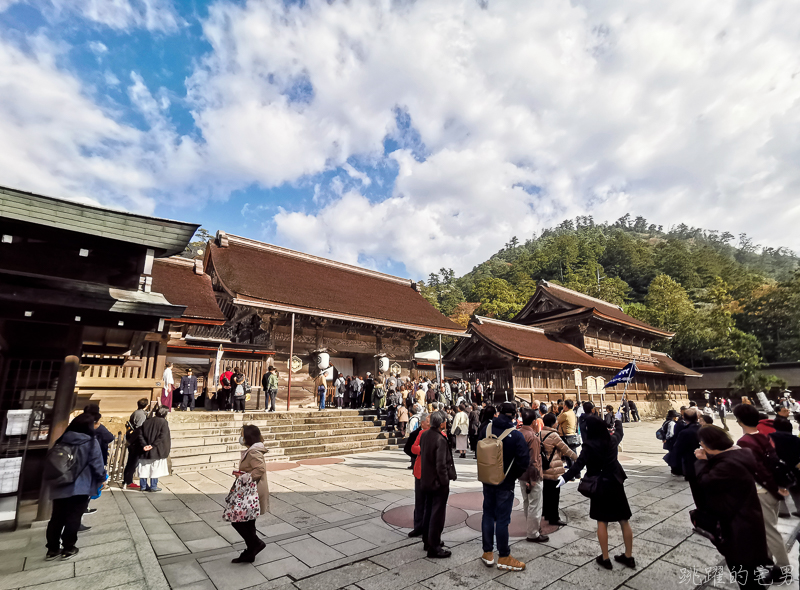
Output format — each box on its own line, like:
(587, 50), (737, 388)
(477, 402), (530, 571)
(44, 413), (106, 560)
(733, 403), (792, 582)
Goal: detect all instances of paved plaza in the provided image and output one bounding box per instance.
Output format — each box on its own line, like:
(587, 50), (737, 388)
(1, 419), (799, 590)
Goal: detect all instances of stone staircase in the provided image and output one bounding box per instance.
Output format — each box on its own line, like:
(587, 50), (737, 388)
(167, 409), (405, 474)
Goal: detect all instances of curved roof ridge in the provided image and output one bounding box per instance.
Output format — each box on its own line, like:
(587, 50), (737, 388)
(474, 315), (546, 333)
(540, 280), (623, 311)
(226, 234), (413, 287)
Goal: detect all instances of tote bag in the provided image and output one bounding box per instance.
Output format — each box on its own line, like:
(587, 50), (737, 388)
(223, 472), (260, 523)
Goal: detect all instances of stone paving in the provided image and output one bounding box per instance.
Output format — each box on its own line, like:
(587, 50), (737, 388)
(2, 419), (800, 590)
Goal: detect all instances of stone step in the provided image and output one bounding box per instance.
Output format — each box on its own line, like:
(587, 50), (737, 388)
(167, 410), (376, 429)
(281, 438), (405, 457)
(286, 444), (404, 462)
(169, 441), (404, 474)
(170, 447), (287, 468)
(278, 431), (398, 449)
(169, 419), (387, 439)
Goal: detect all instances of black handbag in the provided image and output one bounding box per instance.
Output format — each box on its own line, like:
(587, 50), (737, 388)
(577, 474), (602, 498)
(689, 508), (725, 548)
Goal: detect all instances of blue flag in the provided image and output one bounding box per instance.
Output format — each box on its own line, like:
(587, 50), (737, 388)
(604, 361), (638, 388)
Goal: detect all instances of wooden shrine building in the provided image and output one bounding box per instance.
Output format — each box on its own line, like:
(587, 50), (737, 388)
(444, 280), (699, 405)
(0, 185), (198, 527)
(77, 232), (467, 410)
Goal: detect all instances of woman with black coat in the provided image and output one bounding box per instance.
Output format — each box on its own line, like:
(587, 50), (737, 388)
(694, 426), (771, 589)
(560, 416), (634, 571)
(135, 406), (171, 492)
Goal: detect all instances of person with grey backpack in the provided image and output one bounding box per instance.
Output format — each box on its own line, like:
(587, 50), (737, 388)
(476, 402), (530, 571)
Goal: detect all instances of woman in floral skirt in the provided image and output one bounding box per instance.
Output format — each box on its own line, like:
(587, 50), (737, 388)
(229, 424), (269, 563)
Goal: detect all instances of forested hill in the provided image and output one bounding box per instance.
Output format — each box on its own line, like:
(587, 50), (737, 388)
(420, 215), (800, 383)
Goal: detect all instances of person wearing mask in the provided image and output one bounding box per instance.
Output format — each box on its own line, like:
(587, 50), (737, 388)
(135, 406), (171, 492)
(518, 408), (548, 544)
(694, 426), (772, 589)
(229, 424), (269, 563)
(179, 368), (198, 411)
(261, 366), (279, 412)
(541, 412), (577, 527)
(665, 408), (701, 478)
(218, 366), (233, 412)
(44, 413), (106, 560)
(231, 368), (246, 413)
(419, 412), (456, 558)
(406, 412), (430, 535)
(451, 404), (470, 459)
(559, 416), (633, 571)
(556, 399), (580, 468)
(478, 402), (530, 571)
(123, 398), (149, 490)
(733, 403), (792, 580)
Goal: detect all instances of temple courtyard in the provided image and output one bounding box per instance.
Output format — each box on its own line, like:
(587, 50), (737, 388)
(1, 419), (798, 590)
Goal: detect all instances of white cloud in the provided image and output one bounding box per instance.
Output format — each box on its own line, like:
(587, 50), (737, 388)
(186, 0), (800, 276)
(0, 36), (201, 212)
(33, 0), (181, 32)
(88, 41), (107, 55)
(4, 0), (800, 278)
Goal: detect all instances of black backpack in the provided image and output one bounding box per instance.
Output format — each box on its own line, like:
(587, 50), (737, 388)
(43, 440), (86, 486)
(540, 432), (558, 471)
(655, 420), (671, 441)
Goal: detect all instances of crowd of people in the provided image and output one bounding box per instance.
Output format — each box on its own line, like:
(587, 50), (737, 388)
(659, 397), (800, 587)
(403, 397), (635, 572)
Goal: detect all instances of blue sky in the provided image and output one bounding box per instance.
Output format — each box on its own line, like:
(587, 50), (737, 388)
(0, 0), (798, 277)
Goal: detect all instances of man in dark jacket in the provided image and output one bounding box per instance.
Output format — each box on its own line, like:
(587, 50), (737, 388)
(123, 398), (148, 490)
(628, 400), (640, 422)
(404, 413), (430, 538)
(179, 368), (198, 411)
(770, 417), (800, 518)
(419, 412), (456, 558)
(468, 404), (481, 458)
(667, 408), (701, 478)
(578, 401), (597, 444)
(734, 403), (791, 576)
(477, 402), (530, 571)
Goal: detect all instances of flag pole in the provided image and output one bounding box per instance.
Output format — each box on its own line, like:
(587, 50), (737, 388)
(287, 313), (295, 411)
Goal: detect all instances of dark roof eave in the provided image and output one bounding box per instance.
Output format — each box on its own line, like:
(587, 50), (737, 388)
(232, 296), (469, 337)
